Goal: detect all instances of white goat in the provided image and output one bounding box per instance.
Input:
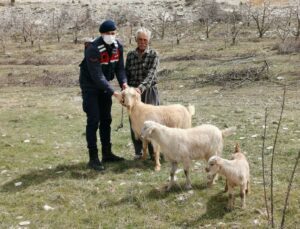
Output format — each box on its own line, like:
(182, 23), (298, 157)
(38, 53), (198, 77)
(121, 87), (194, 171)
(141, 120), (236, 190)
(206, 143), (250, 210)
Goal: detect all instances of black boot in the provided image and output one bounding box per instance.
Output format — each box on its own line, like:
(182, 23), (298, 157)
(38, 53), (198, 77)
(102, 143), (124, 162)
(87, 149), (105, 171)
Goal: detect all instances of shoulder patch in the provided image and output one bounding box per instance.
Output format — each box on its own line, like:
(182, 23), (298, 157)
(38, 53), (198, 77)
(89, 57), (98, 62)
(84, 42), (92, 49)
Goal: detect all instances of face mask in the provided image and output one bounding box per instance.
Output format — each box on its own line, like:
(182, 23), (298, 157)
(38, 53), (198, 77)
(103, 35), (116, 45)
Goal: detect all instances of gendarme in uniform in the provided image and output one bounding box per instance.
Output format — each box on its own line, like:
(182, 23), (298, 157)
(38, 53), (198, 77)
(79, 20), (127, 171)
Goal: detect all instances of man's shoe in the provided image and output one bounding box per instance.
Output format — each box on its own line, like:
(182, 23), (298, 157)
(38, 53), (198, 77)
(102, 143), (125, 162)
(102, 153), (125, 162)
(87, 160), (105, 171)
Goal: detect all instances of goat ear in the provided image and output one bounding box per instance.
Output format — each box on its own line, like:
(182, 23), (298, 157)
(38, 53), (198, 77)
(146, 125), (155, 136)
(213, 157), (220, 165)
(148, 125), (154, 134)
(141, 125), (154, 139)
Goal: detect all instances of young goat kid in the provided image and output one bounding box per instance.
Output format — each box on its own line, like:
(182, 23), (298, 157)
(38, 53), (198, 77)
(141, 120), (236, 190)
(206, 143), (250, 210)
(121, 87), (194, 171)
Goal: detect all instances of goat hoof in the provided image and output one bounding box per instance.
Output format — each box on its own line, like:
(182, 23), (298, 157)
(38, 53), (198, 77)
(154, 166), (161, 171)
(185, 184), (192, 190)
(166, 185), (172, 191)
(225, 206), (233, 212)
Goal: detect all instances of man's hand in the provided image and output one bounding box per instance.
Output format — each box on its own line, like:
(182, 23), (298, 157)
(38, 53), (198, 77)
(113, 91), (123, 103)
(122, 83), (128, 90)
(135, 87), (141, 94)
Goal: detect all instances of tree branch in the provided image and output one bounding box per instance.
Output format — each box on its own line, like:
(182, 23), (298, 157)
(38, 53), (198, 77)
(280, 150), (300, 228)
(270, 85), (286, 228)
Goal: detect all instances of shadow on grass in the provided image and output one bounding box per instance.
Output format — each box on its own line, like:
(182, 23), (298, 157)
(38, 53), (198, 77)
(147, 182), (208, 200)
(177, 191), (229, 227)
(0, 162), (100, 193)
(106, 158), (157, 173)
(1, 159), (157, 193)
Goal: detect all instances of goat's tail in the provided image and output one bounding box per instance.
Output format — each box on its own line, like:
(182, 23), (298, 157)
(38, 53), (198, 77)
(187, 104), (195, 116)
(234, 142), (241, 153)
(222, 126), (236, 137)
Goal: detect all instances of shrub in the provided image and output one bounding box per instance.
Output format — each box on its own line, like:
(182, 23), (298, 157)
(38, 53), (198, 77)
(277, 39), (300, 54)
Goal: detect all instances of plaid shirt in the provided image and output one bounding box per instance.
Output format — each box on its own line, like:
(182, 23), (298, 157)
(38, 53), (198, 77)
(125, 47), (159, 93)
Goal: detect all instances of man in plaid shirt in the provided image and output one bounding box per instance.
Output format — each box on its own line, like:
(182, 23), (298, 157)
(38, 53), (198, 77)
(125, 27), (160, 160)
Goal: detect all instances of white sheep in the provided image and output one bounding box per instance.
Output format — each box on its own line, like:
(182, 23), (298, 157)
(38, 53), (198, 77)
(121, 87), (194, 171)
(205, 143), (250, 210)
(141, 120), (236, 190)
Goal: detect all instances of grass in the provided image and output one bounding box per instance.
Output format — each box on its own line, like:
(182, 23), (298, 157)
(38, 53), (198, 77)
(0, 31), (299, 228)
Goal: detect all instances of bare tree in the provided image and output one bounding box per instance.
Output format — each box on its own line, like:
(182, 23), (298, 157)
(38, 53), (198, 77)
(127, 23), (135, 45)
(105, 4), (140, 44)
(261, 108), (271, 224)
(280, 150), (300, 229)
(21, 13), (29, 43)
(172, 11), (188, 45)
(262, 86), (291, 228)
(52, 9), (69, 43)
(21, 10), (39, 46)
(83, 4), (98, 39)
(270, 86), (286, 228)
(122, 17), (141, 45)
(72, 16), (80, 44)
(25, 21), (35, 46)
(0, 8), (15, 54)
(149, 10), (171, 40)
(20, 8), (46, 50)
(34, 19), (44, 51)
(105, 5), (129, 28)
(226, 7), (243, 45)
(291, 5), (300, 40)
(240, 1), (253, 27)
(251, 0), (274, 38)
(275, 7), (293, 42)
(9, 8), (18, 42)
(124, 12), (140, 45)
(69, 9), (85, 44)
(0, 34), (6, 54)
(198, 0), (220, 39)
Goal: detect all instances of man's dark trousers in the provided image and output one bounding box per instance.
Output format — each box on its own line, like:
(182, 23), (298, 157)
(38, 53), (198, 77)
(82, 90), (112, 154)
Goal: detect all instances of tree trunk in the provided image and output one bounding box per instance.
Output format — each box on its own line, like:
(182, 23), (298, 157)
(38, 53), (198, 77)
(56, 30), (61, 43)
(129, 25), (133, 45)
(206, 26), (209, 39)
(1, 39), (6, 54)
(232, 37), (236, 46)
(11, 0), (15, 6)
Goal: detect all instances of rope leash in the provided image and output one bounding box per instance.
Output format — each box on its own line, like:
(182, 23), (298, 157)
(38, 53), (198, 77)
(115, 106), (124, 131)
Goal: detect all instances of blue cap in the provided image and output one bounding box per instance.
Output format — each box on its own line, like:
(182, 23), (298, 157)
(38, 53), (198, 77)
(99, 20), (116, 33)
